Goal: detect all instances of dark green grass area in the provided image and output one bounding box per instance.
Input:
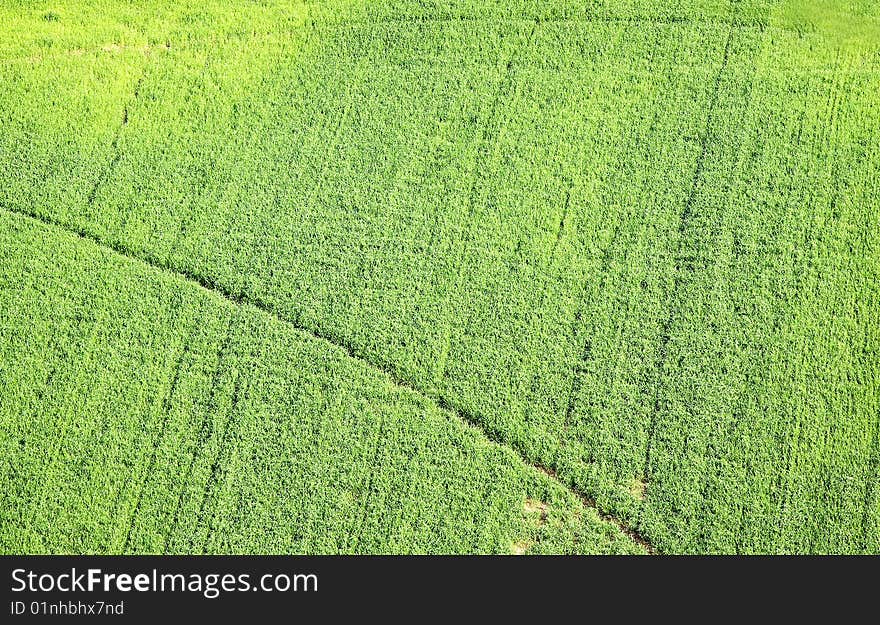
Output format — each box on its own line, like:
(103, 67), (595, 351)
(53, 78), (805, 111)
(1, 0), (878, 553)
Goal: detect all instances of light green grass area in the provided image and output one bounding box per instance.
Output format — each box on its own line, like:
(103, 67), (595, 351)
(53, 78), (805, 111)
(1, 0), (878, 553)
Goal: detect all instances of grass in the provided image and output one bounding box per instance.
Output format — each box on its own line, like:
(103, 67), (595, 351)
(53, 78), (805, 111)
(0, 0), (878, 554)
(0, 211), (642, 554)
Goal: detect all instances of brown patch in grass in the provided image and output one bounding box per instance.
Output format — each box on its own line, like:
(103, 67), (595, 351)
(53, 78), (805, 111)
(536, 464), (558, 480)
(100, 43), (159, 55)
(523, 498), (548, 527)
(511, 540), (531, 555)
(534, 462), (656, 553)
(523, 498), (547, 515)
(630, 477), (647, 502)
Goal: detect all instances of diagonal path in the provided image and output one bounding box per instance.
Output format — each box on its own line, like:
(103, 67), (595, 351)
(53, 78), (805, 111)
(0, 201), (655, 553)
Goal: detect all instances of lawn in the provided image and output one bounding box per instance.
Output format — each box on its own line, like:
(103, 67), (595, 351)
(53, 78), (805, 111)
(1, 0), (877, 554)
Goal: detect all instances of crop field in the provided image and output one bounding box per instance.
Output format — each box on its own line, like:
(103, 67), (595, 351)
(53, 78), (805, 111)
(0, 0), (878, 554)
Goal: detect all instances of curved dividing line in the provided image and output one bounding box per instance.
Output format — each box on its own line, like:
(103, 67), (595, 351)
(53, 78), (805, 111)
(0, 203), (656, 554)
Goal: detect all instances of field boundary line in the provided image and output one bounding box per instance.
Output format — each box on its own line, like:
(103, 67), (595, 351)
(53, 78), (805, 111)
(336, 14), (765, 30)
(1, 203), (656, 554)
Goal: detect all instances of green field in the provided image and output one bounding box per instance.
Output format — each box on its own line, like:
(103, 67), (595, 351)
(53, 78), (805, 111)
(1, 0), (878, 554)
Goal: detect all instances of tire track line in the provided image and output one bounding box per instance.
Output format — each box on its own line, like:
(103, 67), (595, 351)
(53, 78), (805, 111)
(432, 21), (534, 390)
(198, 336), (266, 554)
(349, 410), (388, 553)
(123, 313), (198, 552)
(163, 313), (237, 552)
(642, 22), (735, 485)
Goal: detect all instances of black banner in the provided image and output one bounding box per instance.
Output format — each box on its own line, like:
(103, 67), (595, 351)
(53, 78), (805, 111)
(1, 556), (875, 620)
